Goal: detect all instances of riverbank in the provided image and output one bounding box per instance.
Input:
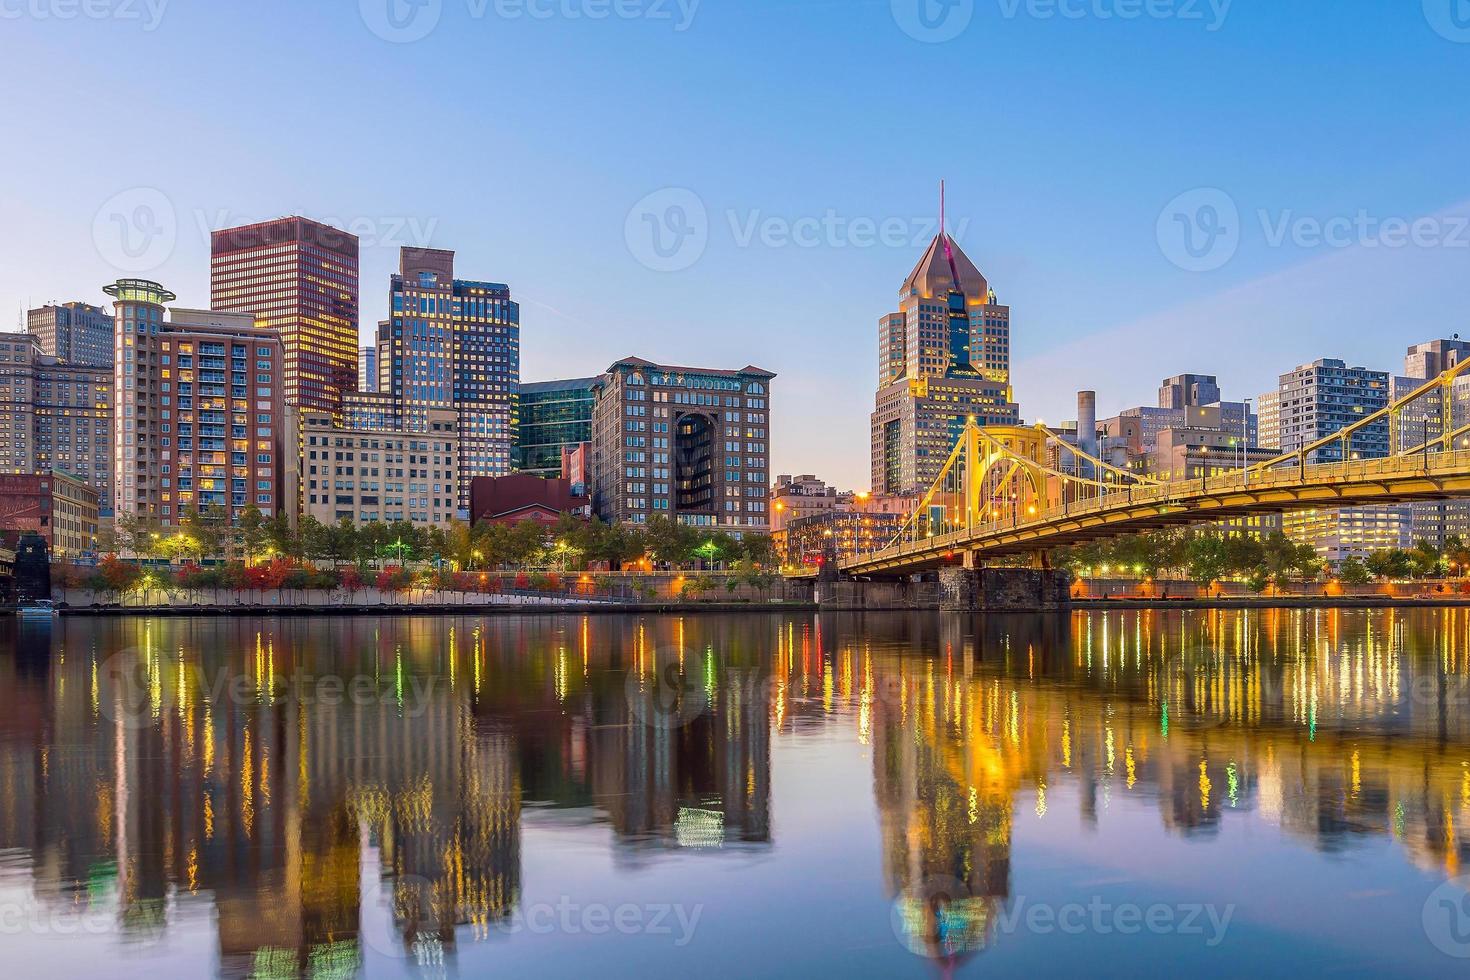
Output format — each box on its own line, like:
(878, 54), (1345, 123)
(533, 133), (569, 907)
(1074, 595), (1470, 610)
(53, 600), (819, 617)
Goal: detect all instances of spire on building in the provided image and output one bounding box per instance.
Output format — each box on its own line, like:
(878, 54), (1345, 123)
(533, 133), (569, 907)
(901, 184), (989, 301)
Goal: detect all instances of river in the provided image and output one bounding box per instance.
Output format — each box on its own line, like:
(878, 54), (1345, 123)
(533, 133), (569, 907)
(0, 609), (1468, 977)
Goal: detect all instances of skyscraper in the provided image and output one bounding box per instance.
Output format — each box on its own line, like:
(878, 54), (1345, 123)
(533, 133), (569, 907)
(376, 248), (519, 509)
(870, 197), (1019, 496)
(26, 301), (113, 368)
(210, 217), (359, 413)
(106, 279), (286, 526)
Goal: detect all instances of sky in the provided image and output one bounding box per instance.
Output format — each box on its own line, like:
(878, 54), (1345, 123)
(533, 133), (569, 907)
(2, 0), (1469, 491)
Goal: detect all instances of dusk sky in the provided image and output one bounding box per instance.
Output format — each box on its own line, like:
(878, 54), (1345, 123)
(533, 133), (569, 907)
(3, 0), (1469, 490)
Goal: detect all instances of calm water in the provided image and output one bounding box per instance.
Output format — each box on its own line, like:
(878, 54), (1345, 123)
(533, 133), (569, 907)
(2, 610), (1470, 977)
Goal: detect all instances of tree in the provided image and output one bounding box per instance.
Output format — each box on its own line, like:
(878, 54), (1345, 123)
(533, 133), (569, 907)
(298, 517), (333, 562)
(739, 533), (780, 568)
(1184, 534), (1231, 585)
(1338, 557), (1372, 586)
(644, 515), (698, 567)
(329, 518), (359, 564)
(236, 505), (269, 563)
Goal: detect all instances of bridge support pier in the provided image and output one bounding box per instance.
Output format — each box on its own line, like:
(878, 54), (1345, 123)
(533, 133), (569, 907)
(938, 567), (1072, 612)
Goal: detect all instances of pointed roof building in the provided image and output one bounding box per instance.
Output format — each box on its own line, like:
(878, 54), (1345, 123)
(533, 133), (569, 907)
(901, 232), (989, 302)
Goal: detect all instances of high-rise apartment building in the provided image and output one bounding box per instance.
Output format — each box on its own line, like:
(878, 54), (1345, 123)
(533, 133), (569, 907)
(376, 248), (519, 510)
(0, 333), (112, 508)
(26, 301), (113, 368)
(590, 357), (774, 533)
(301, 406), (458, 527)
(1258, 358), (1405, 562)
(210, 217), (359, 413)
(1392, 338), (1470, 548)
(870, 219), (1019, 496)
(1260, 359), (1390, 461)
(106, 279), (286, 526)
(514, 377), (597, 477)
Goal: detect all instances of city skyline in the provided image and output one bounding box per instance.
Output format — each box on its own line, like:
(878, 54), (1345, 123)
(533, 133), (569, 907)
(4, 3), (1469, 491)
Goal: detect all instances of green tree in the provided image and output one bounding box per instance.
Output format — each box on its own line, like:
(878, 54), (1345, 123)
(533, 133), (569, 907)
(1338, 557), (1372, 586)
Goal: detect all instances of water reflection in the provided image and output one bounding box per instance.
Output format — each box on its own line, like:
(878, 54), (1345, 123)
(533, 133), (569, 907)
(0, 608), (1468, 976)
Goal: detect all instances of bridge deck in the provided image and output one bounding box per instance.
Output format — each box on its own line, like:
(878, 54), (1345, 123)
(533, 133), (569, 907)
(842, 450), (1470, 575)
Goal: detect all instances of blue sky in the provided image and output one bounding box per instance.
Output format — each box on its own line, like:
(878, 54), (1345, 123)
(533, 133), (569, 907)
(3, 0), (1469, 490)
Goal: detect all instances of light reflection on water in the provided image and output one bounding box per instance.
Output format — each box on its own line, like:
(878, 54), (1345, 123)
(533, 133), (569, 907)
(0, 609), (1469, 977)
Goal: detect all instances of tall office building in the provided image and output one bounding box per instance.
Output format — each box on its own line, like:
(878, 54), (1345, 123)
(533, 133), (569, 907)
(870, 214), (1019, 496)
(1258, 358), (1405, 562)
(210, 216), (359, 413)
(26, 301), (113, 368)
(1392, 338), (1470, 548)
(106, 279), (286, 526)
(0, 333), (112, 508)
(590, 357), (774, 533)
(514, 377), (597, 477)
(376, 248), (520, 509)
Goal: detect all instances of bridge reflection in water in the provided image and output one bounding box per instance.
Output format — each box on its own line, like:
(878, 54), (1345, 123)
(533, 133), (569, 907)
(0, 609), (1467, 975)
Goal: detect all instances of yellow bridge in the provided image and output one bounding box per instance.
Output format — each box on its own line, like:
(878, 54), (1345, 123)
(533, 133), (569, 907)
(839, 361), (1470, 577)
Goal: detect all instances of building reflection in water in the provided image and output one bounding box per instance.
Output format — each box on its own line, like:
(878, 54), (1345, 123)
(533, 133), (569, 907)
(1, 608), (1470, 974)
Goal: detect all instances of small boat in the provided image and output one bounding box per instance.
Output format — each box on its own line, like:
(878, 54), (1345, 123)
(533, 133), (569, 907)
(18, 599), (59, 618)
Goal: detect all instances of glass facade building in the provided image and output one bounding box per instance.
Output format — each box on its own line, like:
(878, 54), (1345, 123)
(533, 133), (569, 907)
(514, 377), (597, 477)
(376, 248), (519, 511)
